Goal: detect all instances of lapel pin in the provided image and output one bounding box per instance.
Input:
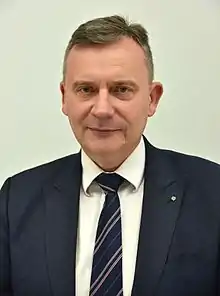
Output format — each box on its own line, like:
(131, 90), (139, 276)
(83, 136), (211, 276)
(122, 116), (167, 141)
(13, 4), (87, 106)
(170, 195), (177, 202)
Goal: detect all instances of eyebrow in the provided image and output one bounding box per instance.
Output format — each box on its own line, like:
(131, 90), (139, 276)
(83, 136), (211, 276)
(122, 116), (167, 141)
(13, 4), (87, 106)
(72, 79), (138, 89)
(72, 81), (94, 89)
(111, 80), (138, 88)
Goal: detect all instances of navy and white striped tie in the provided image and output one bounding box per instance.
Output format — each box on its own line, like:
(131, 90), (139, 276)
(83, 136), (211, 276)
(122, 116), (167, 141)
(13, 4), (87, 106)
(89, 173), (124, 296)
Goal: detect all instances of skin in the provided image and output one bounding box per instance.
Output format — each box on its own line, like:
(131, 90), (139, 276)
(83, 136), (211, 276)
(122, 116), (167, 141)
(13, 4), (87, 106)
(60, 37), (163, 171)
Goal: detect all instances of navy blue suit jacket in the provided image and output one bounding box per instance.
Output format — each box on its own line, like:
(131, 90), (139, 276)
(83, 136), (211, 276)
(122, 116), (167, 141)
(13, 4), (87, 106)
(1, 137), (220, 296)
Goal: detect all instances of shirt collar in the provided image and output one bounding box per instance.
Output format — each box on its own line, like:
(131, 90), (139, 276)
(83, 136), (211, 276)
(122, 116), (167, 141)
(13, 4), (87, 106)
(81, 136), (146, 196)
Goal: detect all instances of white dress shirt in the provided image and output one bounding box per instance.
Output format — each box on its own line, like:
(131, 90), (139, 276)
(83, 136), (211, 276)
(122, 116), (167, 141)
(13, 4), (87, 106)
(76, 137), (146, 296)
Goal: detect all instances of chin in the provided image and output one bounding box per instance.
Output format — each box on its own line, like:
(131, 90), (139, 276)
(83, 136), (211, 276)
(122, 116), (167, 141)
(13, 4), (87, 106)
(85, 140), (123, 156)
(79, 130), (127, 155)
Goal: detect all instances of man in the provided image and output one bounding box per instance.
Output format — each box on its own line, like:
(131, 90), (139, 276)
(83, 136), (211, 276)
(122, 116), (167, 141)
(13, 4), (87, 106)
(0, 15), (220, 296)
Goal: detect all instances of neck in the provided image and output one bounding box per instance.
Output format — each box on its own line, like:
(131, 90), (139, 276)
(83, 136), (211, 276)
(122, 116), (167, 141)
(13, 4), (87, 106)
(85, 139), (141, 172)
(94, 158), (124, 172)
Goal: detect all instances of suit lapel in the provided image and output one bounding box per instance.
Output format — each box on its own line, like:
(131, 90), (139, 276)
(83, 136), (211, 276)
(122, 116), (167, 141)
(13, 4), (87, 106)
(42, 138), (184, 296)
(44, 153), (82, 296)
(132, 138), (184, 296)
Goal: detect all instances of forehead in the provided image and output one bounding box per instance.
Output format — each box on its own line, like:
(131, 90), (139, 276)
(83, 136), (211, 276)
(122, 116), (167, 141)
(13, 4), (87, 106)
(65, 37), (149, 82)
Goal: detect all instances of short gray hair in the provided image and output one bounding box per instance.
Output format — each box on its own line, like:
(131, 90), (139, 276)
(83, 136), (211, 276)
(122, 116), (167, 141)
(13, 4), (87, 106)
(62, 15), (154, 82)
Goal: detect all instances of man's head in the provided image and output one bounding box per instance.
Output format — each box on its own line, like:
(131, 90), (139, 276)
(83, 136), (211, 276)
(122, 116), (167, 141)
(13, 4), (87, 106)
(60, 15), (163, 171)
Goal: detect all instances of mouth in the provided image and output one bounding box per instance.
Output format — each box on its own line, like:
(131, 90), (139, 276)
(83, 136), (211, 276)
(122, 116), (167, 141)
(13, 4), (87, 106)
(88, 127), (119, 132)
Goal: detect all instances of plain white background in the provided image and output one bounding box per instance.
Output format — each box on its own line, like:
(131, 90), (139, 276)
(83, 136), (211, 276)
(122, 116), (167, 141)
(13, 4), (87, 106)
(0, 0), (219, 186)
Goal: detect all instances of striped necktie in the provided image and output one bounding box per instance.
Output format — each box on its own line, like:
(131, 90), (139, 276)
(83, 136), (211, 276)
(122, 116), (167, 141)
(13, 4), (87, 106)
(89, 173), (124, 296)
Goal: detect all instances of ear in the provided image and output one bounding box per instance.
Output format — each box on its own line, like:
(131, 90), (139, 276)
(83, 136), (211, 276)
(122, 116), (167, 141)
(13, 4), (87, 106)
(148, 82), (163, 117)
(60, 81), (68, 116)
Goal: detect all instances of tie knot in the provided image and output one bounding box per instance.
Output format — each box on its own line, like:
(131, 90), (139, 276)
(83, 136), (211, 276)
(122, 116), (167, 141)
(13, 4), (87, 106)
(95, 173), (124, 192)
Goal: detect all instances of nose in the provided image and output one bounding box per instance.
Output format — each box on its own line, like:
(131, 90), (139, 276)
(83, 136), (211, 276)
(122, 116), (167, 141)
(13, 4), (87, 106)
(90, 89), (114, 118)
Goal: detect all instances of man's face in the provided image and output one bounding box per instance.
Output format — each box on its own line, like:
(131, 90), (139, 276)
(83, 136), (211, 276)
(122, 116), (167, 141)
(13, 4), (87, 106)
(61, 37), (163, 162)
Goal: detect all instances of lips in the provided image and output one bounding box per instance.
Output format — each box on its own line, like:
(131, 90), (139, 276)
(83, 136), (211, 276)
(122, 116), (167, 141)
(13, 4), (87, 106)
(89, 127), (119, 132)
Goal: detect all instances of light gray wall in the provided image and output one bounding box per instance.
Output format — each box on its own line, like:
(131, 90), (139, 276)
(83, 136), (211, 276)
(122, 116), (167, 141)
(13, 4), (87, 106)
(0, 0), (219, 186)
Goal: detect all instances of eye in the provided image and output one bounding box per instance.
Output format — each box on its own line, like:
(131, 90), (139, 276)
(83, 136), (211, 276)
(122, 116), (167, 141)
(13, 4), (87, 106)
(114, 86), (131, 93)
(76, 85), (96, 95)
(112, 85), (134, 99)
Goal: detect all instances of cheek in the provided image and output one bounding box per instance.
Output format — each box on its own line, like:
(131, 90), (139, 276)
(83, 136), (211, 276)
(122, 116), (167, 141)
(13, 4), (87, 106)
(66, 101), (91, 125)
(126, 107), (148, 135)
(125, 102), (148, 123)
